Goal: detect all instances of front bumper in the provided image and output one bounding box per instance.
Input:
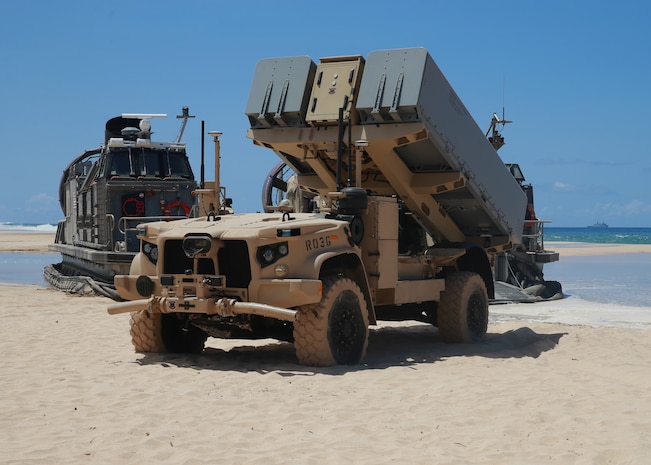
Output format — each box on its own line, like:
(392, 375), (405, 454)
(107, 296), (299, 322)
(109, 277), (323, 322)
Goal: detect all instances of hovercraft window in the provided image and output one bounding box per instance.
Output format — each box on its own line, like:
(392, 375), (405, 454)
(138, 150), (161, 177)
(109, 151), (134, 177)
(164, 151), (192, 179)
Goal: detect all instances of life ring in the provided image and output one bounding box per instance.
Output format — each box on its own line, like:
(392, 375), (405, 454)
(164, 199), (191, 217)
(524, 204), (537, 228)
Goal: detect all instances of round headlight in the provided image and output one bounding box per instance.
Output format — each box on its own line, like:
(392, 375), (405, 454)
(262, 248), (276, 263)
(278, 243), (288, 256)
(143, 242), (158, 264)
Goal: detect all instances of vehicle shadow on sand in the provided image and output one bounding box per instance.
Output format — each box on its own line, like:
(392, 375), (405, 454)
(136, 324), (566, 375)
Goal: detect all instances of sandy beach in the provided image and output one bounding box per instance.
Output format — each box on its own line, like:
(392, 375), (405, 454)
(2, 234), (651, 464)
(549, 240), (651, 257)
(0, 232), (56, 253)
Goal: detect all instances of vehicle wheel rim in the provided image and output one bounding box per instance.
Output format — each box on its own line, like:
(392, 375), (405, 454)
(467, 292), (486, 339)
(329, 290), (364, 361)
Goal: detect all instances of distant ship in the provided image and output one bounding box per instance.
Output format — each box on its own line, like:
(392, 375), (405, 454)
(588, 221), (609, 228)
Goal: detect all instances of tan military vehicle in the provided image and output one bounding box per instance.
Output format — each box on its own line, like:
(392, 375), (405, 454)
(108, 48), (528, 366)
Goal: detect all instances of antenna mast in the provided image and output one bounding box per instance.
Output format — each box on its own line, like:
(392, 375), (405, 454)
(175, 106), (195, 142)
(485, 79), (512, 151)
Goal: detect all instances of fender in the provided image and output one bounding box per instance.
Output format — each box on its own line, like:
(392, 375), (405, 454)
(314, 250), (376, 324)
(436, 242), (495, 299)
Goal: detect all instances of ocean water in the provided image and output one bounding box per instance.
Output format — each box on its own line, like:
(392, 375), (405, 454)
(0, 252), (53, 286)
(0, 222), (58, 286)
(541, 228), (651, 308)
(1, 224), (650, 309)
(542, 253), (651, 308)
(0, 222), (57, 233)
(545, 227), (651, 244)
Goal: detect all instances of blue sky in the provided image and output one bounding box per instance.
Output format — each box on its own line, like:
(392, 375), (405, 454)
(1, 0), (649, 227)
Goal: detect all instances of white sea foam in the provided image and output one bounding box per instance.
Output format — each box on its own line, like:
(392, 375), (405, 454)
(0, 222), (57, 233)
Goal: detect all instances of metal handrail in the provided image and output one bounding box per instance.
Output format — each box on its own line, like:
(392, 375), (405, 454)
(523, 219), (553, 252)
(117, 215), (188, 237)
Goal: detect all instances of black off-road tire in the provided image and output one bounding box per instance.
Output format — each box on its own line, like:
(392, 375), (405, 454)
(293, 277), (369, 366)
(129, 311), (207, 354)
(437, 272), (488, 343)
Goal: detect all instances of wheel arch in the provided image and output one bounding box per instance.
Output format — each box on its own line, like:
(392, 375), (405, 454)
(448, 243), (495, 299)
(316, 252), (376, 324)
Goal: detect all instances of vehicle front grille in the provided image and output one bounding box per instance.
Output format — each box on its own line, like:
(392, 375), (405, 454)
(163, 239), (251, 288)
(218, 240), (251, 288)
(164, 240), (192, 274)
